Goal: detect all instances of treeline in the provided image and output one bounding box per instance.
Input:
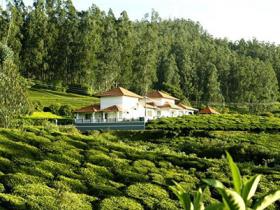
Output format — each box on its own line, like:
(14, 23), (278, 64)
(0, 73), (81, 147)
(1, 0), (280, 106)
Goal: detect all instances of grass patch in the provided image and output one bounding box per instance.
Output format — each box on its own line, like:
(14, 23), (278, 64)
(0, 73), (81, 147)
(28, 88), (98, 109)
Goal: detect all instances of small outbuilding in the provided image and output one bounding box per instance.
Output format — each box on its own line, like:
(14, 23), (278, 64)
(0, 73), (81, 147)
(199, 106), (220, 114)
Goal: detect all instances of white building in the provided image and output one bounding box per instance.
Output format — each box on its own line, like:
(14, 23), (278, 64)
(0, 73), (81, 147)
(74, 87), (198, 123)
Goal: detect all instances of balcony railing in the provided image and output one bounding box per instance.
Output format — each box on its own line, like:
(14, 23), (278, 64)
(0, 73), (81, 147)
(75, 117), (145, 124)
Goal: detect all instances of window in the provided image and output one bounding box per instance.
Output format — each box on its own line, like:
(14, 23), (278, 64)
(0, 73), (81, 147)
(85, 114), (92, 120)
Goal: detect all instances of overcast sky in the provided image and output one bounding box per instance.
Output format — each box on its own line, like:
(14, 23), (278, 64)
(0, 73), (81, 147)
(2, 0), (280, 44)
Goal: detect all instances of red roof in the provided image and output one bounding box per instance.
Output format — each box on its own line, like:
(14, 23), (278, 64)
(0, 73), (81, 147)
(74, 104), (100, 113)
(199, 107), (220, 114)
(177, 103), (198, 111)
(101, 105), (124, 112)
(147, 91), (179, 100)
(157, 102), (183, 110)
(97, 87), (143, 98)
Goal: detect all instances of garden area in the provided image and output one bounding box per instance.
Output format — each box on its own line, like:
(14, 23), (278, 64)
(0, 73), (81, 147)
(0, 114), (279, 209)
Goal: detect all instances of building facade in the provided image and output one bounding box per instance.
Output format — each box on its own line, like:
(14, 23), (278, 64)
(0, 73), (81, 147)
(74, 87), (198, 124)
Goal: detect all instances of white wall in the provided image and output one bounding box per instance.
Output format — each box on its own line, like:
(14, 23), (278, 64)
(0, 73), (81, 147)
(150, 98), (175, 106)
(100, 96), (139, 110)
(122, 96), (139, 109)
(100, 96), (123, 109)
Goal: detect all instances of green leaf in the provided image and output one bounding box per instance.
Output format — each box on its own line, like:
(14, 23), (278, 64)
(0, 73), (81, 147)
(193, 188), (205, 210)
(241, 175), (261, 202)
(253, 190), (280, 210)
(222, 188), (246, 210)
(205, 203), (225, 210)
(226, 151), (242, 193)
(202, 179), (224, 189)
(170, 182), (194, 210)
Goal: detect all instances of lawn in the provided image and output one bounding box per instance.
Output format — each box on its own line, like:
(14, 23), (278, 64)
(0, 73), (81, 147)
(28, 88), (99, 109)
(26, 112), (63, 119)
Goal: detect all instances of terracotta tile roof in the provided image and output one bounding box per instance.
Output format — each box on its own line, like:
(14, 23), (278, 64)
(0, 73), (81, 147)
(199, 106), (220, 114)
(101, 105), (124, 112)
(147, 91), (179, 100)
(157, 102), (183, 110)
(97, 87), (143, 98)
(74, 104), (100, 113)
(177, 103), (198, 111)
(145, 103), (158, 109)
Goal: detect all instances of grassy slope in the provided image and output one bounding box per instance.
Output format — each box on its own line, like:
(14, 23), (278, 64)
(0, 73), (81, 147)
(28, 88), (98, 109)
(0, 120), (279, 209)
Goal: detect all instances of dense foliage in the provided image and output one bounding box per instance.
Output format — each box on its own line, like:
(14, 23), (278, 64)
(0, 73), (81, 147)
(0, 116), (279, 209)
(1, 0), (280, 109)
(147, 114), (280, 133)
(0, 42), (30, 128)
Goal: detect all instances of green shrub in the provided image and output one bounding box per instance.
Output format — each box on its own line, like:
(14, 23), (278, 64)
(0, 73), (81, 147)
(133, 159), (157, 174)
(13, 184), (55, 197)
(37, 160), (78, 178)
(81, 163), (114, 182)
(99, 196), (143, 210)
(115, 170), (149, 184)
(67, 84), (93, 96)
(51, 80), (67, 92)
(25, 195), (58, 210)
(32, 101), (43, 112)
(0, 193), (26, 209)
(55, 176), (87, 193)
(0, 184), (5, 193)
(127, 183), (170, 209)
(0, 157), (15, 173)
(155, 198), (179, 210)
(2, 173), (46, 191)
(43, 104), (61, 115)
(58, 105), (73, 117)
(56, 191), (95, 210)
(58, 126), (80, 135)
(88, 184), (122, 197)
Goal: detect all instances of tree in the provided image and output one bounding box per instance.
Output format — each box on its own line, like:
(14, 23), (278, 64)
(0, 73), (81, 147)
(115, 11), (135, 89)
(21, 0), (48, 79)
(132, 11), (159, 95)
(157, 54), (180, 89)
(0, 43), (30, 128)
(204, 63), (224, 104)
(95, 9), (120, 91)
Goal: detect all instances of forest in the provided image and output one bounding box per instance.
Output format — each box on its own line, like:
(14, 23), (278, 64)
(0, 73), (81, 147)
(1, 0), (280, 109)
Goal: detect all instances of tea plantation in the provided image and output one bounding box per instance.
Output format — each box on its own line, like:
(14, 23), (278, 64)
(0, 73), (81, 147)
(0, 114), (279, 209)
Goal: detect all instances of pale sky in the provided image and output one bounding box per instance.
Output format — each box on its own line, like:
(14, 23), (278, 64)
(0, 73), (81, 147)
(2, 0), (280, 44)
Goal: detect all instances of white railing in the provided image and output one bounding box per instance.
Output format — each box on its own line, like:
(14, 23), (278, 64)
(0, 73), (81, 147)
(75, 118), (145, 124)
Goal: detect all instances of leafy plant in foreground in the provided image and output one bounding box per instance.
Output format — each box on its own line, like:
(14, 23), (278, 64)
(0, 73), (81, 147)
(171, 152), (280, 210)
(170, 184), (204, 210)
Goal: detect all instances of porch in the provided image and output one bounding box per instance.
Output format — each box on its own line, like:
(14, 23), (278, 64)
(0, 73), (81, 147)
(75, 120), (145, 131)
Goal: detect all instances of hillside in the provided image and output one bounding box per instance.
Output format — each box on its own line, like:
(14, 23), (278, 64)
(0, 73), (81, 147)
(28, 88), (98, 109)
(0, 115), (279, 209)
(2, 1), (280, 112)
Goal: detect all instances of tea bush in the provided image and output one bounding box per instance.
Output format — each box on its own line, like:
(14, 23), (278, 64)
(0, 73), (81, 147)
(99, 196), (143, 210)
(0, 122), (279, 209)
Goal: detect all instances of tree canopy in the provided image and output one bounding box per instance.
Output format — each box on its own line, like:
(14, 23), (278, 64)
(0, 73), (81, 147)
(0, 0), (279, 110)
(0, 42), (30, 128)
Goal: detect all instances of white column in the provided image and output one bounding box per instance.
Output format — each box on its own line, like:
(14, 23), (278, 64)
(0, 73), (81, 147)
(102, 112), (105, 122)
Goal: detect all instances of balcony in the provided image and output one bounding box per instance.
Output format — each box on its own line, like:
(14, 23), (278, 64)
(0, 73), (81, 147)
(74, 117), (145, 124)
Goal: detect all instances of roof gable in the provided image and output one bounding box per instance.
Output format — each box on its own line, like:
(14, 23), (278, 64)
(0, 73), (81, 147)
(199, 106), (220, 114)
(147, 91), (179, 100)
(97, 87), (143, 99)
(74, 104), (100, 113)
(177, 103), (198, 111)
